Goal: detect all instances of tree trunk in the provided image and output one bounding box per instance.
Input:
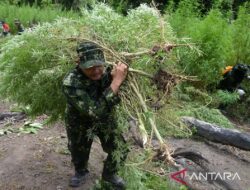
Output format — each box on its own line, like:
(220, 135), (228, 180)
(182, 116), (250, 151)
(0, 112), (25, 121)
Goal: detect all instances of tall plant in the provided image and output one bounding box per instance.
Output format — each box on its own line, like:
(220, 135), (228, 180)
(231, 4), (250, 64)
(0, 3), (78, 34)
(169, 5), (234, 89)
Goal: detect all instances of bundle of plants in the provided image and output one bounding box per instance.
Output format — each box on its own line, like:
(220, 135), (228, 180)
(0, 4), (198, 165)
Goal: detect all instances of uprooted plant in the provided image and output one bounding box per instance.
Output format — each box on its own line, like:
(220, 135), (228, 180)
(74, 38), (199, 167)
(0, 3), (200, 173)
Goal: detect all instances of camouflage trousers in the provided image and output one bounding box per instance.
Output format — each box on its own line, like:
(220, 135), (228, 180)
(65, 112), (129, 174)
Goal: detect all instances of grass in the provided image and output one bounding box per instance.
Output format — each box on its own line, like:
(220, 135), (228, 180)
(0, 3), (79, 34)
(93, 149), (187, 190)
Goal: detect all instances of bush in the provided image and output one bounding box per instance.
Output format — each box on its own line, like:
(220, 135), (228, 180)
(176, 10), (234, 89)
(231, 4), (250, 64)
(168, 2), (250, 91)
(0, 4), (178, 121)
(0, 19), (81, 120)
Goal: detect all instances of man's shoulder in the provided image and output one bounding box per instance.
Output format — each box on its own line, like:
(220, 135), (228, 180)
(63, 68), (87, 88)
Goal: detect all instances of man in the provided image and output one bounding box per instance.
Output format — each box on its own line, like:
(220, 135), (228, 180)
(218, 63), (250, 96)
(62, 42), (129, 189)
(14, 19), (24, 35)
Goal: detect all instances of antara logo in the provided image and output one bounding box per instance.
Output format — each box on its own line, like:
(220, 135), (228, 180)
(189, 172), (241, 181)
(170, 168), (188, 186)
(170, 169), (241, 186)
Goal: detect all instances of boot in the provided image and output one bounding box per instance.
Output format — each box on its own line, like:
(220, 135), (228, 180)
(69, 169), (89, 187)
(102, 171), (126, 190)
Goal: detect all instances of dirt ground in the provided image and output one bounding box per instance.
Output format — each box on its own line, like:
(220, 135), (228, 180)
(0, 101), (107, 190)
(0, 100), (250, 190)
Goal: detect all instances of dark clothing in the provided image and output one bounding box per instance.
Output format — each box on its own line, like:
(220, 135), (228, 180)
(218, 64), (249, 92)
(16, 24), (24, 35)
(62, 67), (128, 174)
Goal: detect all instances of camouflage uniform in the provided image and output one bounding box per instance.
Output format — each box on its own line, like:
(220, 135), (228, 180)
(62, 59), (128, 175)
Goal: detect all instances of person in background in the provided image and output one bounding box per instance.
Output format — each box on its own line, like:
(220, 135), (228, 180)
(218, 63), (250, 97)
(1, 21), (10, 37)
(14, 19), (25, 35)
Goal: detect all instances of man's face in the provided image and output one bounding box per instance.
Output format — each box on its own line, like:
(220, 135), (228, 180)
(81, 65), (104, 80)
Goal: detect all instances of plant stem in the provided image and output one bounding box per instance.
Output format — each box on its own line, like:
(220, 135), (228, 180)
(130, 78), (164, 145)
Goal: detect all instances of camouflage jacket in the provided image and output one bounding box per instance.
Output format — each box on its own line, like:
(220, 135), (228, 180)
(62, 66), (120, 120)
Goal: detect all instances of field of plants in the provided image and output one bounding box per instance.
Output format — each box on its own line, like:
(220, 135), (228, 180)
(0, 0), (250, 189)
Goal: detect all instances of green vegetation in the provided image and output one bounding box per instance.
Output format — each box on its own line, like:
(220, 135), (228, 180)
(231, 5), (250, 64)
(166, 0), (250, 123)
(93, 150), (186, 190)
(2, 0), (248, 15)
(0, 19), (81, 120)
(0, 3), (78, 34)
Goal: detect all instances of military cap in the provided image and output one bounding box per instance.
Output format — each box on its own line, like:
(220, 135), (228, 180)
(77, 42), (105, 69)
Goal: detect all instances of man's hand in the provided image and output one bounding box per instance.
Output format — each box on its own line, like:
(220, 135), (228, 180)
(150, 44), (174, 55)
(163, 44), (174, 52)
(110, 62), (128, 94)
